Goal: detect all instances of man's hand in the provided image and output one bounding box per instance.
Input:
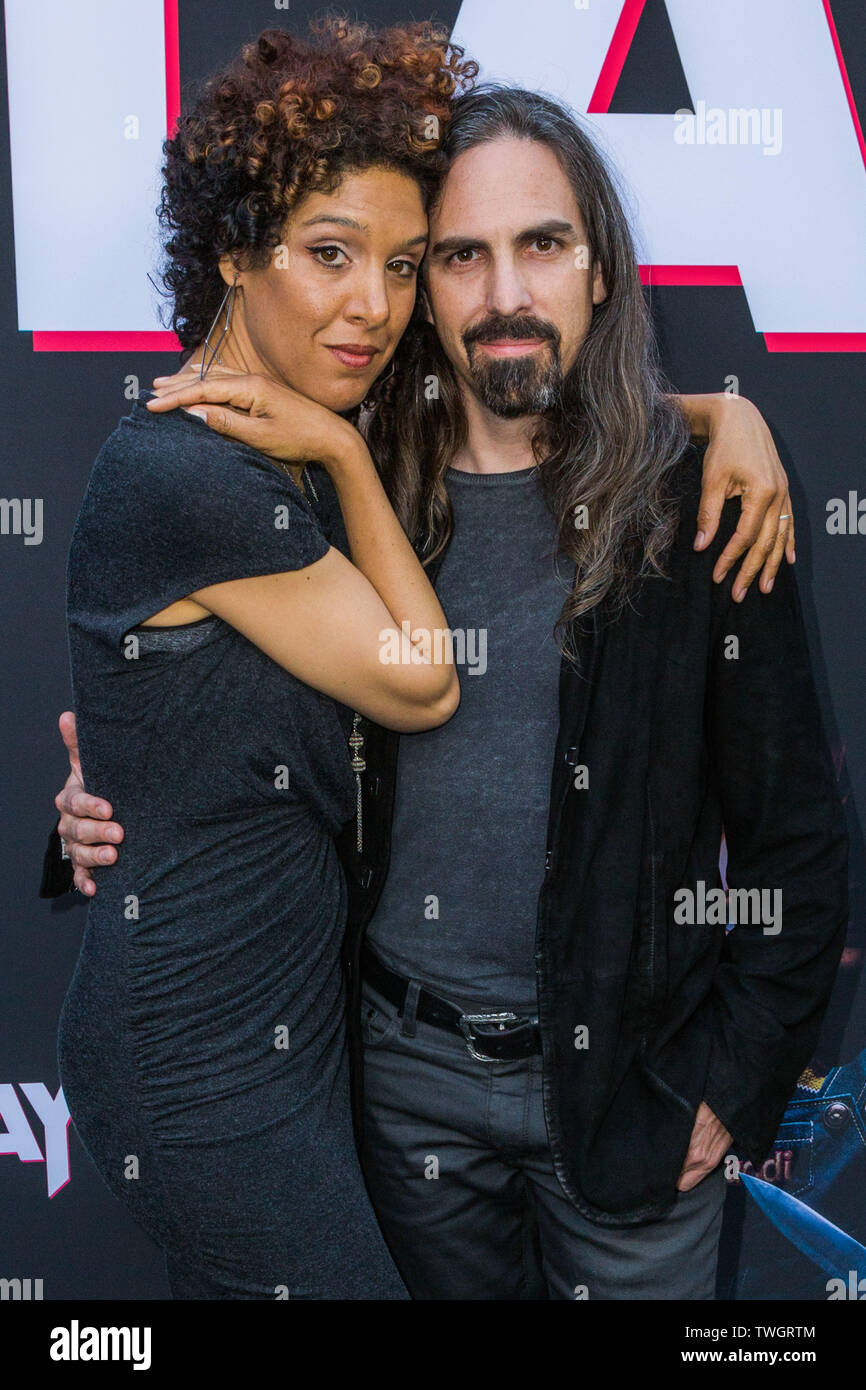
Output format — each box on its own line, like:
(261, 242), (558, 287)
(680, 393), (795, 600)
(54, 711), (124, 897)
(676, 1100), (732, 1192)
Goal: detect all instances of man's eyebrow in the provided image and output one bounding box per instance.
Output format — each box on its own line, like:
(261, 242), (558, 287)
(299, 215), (427, 250)
(430, 233), (490, 258)
(520, 219), (580, 241)
(430, 219), (581, 258)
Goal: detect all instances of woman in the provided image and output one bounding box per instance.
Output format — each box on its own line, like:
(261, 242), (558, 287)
(58, 17), (473, 1300)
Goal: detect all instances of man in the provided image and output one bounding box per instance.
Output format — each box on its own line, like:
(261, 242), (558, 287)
(46, 88), (846, 1300)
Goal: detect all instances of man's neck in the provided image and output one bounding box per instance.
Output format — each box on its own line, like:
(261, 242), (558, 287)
(450, 387), (539, 475)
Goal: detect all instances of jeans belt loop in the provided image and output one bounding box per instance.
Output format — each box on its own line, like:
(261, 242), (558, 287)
(400, 979), (422, 1038)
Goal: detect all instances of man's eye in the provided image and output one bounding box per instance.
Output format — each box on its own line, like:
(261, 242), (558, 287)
(449, 248), (480, 265)
(532, 236), (560, 253)
(311, 245), (348, 267)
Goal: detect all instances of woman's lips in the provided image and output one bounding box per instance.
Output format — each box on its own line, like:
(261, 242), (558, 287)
(326, 344), (379, 369)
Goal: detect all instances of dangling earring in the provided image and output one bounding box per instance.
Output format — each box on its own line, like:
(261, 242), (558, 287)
(200, 272), (239, 381)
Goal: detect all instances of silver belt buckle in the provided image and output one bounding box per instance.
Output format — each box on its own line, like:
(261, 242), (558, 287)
(458, 1011), (520, 1062)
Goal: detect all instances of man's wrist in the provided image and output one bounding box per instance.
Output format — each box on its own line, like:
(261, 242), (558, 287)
(676, 392), (718, 442)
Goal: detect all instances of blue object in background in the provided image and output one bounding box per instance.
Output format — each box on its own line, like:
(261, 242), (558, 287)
(721, 1048), (866, 1299)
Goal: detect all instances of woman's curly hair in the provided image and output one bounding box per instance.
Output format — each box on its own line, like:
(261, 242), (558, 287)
(157, 16), (477, 357)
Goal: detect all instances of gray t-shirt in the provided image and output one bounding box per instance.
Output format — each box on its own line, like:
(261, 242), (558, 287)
(365, 463), (568, 1012)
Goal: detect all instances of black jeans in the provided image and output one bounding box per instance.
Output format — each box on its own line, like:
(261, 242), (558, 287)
(359, 974), (726, 1300)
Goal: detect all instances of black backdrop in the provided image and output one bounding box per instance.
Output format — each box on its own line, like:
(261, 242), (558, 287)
(1, 0), (864, 1300)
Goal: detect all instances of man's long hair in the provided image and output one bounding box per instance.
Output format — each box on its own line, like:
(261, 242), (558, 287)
(365, 86), (691, 655)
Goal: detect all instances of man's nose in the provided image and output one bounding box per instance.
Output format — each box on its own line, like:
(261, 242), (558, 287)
(485, 255), (532, 318)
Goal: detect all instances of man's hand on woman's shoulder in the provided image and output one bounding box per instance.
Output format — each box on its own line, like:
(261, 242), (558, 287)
(679, 392), (795, 601)
(54, 712), (123, 897)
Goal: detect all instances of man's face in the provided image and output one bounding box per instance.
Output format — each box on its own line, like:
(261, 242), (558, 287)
(425, 137), (607, 418)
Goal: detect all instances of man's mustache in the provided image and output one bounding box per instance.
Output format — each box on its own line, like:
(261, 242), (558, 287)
(462, 316), (560, 351)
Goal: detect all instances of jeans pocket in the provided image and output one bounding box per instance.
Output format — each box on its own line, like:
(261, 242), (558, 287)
(360, 984), (401, 1050)
(770, 1121), (814, 1197)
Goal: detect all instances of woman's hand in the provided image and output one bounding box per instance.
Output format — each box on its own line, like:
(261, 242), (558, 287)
(679, 392), (795, 601)
(147, 366), (365, 475)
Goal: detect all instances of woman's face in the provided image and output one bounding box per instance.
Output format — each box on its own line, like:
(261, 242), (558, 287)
(218, 166), (428, 412)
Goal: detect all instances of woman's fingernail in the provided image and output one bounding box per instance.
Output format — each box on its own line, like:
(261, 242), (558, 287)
(694, 531), (706, 549)
(182, 407), (207, 420)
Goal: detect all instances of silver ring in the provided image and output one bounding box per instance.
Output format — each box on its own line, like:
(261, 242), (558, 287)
(60, 837), (70, 861)
(779, 514), (791, 520)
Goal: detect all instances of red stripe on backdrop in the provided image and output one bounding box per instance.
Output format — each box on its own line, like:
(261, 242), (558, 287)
(32, 332), (182, 352)
(164, 0), (180, 135)
(823, 0), (866, 173)
(587, 0), (647, 114)
(763, 333), (866, 352)
(640, 265), (742, 286)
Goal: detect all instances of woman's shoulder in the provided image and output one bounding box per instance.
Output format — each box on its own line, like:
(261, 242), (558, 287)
(92, 390), (287, 493)
(76, 389), (320, 544)
(68, 390), (332, 646)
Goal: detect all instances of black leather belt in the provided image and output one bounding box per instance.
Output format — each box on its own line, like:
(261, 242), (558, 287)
(360, 944), (541, 1062)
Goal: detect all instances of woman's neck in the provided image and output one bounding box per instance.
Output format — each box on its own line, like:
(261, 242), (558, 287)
(184, 339), (307, 492)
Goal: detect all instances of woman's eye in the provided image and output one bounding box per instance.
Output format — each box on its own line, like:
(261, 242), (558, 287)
(311, 245), (348, 267)
(387, 259), (418, 277)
